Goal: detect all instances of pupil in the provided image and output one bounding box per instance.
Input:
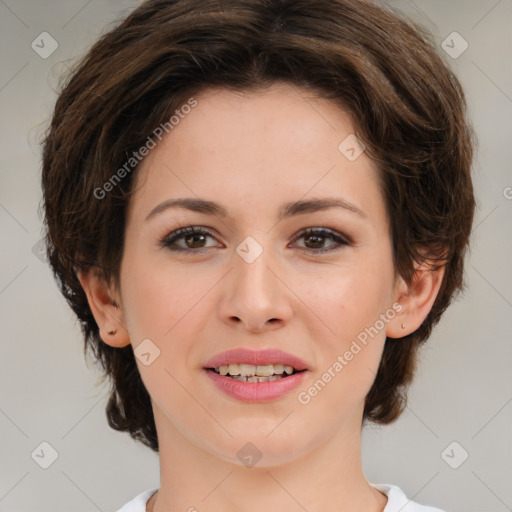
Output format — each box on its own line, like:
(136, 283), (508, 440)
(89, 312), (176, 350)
(306, 235), (323, 248)
(187, 234), (205, 248)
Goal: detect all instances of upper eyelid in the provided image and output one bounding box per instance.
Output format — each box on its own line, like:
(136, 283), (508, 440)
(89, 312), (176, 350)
(161, 225), (351, 247)
(163, 225), (344, 238)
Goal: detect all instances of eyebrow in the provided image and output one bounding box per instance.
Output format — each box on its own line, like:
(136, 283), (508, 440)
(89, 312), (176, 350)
(145, 196), (366, 222)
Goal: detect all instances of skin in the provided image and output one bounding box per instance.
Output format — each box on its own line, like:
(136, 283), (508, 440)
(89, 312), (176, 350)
(79, 82), (444, 512)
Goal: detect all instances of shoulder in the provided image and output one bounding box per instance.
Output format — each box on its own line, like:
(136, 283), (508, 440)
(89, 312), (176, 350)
(371, 482), (446, 512)
(116, 488), (158, 512)
(117, 484), (444, 512)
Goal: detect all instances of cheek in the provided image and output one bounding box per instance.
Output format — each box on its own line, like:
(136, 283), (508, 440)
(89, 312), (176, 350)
(310, 262), (394, 344)
(119, 253), (210, 435)
(120, 249), (210, 340)
(302, 253), (394, 393)
(293, 273), (389, 432)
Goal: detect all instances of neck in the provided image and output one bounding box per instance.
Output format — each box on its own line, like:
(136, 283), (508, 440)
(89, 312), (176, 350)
(147, 403), (387, 512)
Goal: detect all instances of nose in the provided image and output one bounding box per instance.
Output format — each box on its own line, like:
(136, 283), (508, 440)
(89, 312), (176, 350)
(218, 242), (293, 334)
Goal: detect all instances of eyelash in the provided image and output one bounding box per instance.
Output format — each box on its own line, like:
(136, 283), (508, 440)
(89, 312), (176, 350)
(159, 226), (351, 255)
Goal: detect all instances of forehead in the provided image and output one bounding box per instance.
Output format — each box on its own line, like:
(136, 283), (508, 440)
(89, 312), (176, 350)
(128, 83), (385, 226)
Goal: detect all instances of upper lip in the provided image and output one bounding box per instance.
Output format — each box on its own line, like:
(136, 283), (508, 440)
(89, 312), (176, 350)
(204, 348), (309, 371)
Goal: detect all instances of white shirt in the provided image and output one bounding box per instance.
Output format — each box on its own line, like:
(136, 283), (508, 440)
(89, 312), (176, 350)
(116, 483), (445, 511)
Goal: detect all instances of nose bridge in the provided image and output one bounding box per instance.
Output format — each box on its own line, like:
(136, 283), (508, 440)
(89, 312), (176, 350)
(219, 234), (291, 331)
(233, 236), (277, 303)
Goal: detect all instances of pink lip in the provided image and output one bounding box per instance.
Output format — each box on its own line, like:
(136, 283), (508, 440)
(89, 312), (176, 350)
(203, 348), (309, 371)
(205, 369), (308, 403)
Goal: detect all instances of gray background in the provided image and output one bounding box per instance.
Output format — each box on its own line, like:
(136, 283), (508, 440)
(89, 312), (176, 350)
(1, 1), (511, 511)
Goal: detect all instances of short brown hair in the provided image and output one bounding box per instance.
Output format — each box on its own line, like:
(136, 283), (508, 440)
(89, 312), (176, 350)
(41, 0), (475, 452)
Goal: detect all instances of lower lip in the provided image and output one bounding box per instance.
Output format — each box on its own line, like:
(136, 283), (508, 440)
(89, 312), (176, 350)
(204, 369), (308, 403)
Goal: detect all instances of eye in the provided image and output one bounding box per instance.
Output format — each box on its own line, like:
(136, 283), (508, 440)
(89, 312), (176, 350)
(291, 227), (351, 254)
(159, 226), (219, 252)
(160, 225), (351, 255)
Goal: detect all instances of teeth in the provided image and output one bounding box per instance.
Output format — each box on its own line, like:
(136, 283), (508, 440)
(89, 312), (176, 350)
(273, 364), (284, 374)
(228, 364), (240, 375)
(240, 364), (255, 377)
(231, 375), (284, 383)
(256, 365), (273, 377)
(214, 363), (298, 377)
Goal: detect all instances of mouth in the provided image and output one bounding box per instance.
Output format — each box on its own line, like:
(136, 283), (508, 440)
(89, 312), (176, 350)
(206, 363), (306, 382)
(203, 348), (310, 402)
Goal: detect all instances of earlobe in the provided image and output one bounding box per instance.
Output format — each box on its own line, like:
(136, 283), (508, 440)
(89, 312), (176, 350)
(77, 268), (131, 347)
(386, 263), (445, 339)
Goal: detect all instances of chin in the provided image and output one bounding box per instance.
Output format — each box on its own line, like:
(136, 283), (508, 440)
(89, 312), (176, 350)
(199, 423), (315, 469)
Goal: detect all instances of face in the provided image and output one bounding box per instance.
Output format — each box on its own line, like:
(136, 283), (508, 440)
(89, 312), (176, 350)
(116, 82), (401, 466)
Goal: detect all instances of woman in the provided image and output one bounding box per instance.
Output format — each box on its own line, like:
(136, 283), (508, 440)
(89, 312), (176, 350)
(41, 0), (475, 510)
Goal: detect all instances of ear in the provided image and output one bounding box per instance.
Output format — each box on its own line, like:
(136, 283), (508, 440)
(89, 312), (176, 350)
(77, 268), (131, 347)
(386, 261), (445, 339)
